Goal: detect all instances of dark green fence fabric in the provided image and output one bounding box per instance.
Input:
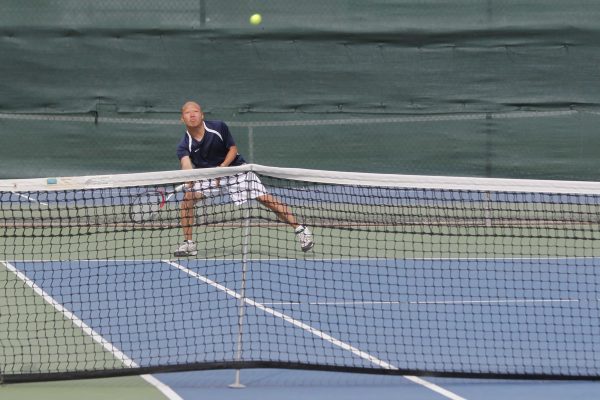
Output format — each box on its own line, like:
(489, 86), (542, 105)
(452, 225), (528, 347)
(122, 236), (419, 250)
(1, 1), (600, 179)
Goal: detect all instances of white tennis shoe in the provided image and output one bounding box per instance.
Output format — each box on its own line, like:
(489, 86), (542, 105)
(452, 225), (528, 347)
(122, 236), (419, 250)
(174, 240), (198, 257)
(295, 225), (314, 252)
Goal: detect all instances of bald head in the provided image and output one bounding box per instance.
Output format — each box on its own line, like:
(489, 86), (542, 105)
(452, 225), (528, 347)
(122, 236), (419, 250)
(181, 101), (202, 114)
(180, 101), (204, 130)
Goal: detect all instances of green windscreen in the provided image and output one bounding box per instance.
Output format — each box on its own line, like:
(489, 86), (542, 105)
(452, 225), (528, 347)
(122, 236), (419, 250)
(1, 0), (600, 180)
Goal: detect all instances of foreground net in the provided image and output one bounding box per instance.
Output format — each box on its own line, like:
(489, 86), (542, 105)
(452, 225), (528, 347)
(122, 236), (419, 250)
(2, 164), (600, 382)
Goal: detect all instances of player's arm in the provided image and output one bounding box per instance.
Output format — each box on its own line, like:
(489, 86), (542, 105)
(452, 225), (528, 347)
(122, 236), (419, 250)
(180, 156), (195, 189)
(180, 156), (194, 170)
(219, 145), (239, 167)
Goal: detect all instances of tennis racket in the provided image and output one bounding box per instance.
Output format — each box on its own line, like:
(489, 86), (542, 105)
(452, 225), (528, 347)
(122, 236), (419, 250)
(129, 184), (186, 223)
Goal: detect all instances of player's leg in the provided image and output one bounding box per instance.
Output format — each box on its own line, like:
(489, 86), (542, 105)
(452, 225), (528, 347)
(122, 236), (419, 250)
(229, 172), (315, 252)
(174, 190), (205, 257)
(256, 193), (298, 227)
(182, 190), (203, 240)
(257, 193), (314, 252)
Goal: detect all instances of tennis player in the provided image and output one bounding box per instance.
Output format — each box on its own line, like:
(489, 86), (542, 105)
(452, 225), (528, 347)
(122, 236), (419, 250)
(173, 101), (314, 257)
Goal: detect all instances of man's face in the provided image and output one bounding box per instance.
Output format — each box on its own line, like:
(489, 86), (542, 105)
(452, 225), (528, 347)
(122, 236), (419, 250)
(181, 103), (203, 128)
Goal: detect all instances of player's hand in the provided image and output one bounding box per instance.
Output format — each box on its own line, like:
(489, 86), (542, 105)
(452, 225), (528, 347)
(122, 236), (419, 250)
(216, 164), (227, 187)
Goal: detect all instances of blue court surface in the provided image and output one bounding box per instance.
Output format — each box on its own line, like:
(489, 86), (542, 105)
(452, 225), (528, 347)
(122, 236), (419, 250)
(7, 257), (600, 399)
(151, 368), (600, 400)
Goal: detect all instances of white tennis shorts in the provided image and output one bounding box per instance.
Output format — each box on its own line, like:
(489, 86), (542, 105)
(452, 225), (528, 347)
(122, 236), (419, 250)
(191, 171), (267, 205)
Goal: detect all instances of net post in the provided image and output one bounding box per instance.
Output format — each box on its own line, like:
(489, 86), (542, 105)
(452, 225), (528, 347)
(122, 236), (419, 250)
(229, 201), (251, 389)
(229, 369), (245, 389)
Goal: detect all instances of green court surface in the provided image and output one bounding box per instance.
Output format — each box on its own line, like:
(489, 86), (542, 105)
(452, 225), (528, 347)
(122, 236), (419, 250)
(0, 376), (165, 400)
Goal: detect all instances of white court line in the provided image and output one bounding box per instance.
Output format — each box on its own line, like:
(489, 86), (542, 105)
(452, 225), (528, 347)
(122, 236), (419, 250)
(10, 191), (49, 206)
(163, 259), (467, 400)
(0, 260), (182, 400)
(140, 375), (184, 400)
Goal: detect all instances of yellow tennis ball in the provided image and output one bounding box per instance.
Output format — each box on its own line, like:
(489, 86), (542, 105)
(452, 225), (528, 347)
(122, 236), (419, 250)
(250, 13), (262, 25)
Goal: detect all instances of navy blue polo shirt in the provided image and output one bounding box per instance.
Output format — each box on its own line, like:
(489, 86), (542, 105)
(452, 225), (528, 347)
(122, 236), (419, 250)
(176, 120), (246, 168)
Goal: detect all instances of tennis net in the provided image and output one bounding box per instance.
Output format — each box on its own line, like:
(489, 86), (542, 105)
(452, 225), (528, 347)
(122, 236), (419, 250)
(2, 164), (600, 382)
